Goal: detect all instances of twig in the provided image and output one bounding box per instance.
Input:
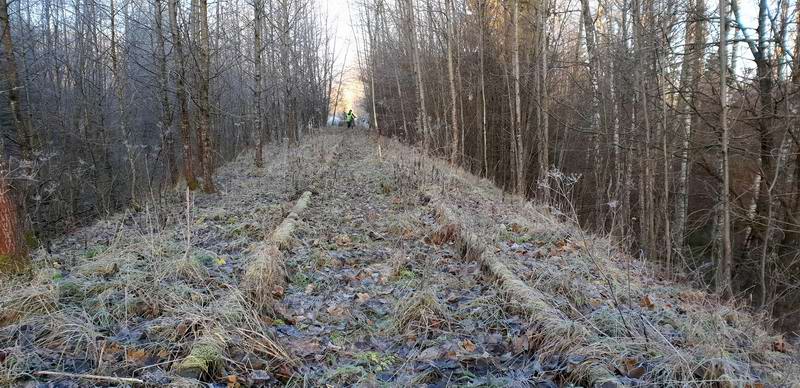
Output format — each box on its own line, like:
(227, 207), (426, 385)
(33, 371), (144, 385)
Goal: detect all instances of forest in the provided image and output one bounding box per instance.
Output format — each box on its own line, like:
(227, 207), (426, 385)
(0, 0), (335, 236)
(1, 0), (800, 385)
(351, 0), (800, 329)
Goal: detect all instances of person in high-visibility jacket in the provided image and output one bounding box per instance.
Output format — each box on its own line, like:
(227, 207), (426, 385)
(346, 110), (356, 128)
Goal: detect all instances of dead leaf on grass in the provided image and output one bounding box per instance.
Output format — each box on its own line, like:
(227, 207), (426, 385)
(618, 358), (645, 379)
(356, 292), (370, 303)
(640, 294), (655, 309)
(772, 338), (788, 353)
(335, 234), (352, 247)
(461, 339), (477, 353)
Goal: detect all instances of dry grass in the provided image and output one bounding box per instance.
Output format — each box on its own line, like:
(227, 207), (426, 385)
(383, 139), (800, 386)
(385, 213), (421, 240)
(393, 289), (452, 340)
(0, 283), (57, 326)
(0, 133), (344, 386)
(242, 243), (287, 311)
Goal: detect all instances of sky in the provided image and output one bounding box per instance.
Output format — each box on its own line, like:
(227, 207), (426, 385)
(323, 0), (364, 116)
(318, 0), (769, 115)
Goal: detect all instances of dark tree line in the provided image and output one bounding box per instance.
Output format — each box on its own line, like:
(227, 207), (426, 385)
(0, 0), (336, 268)
(354, 0), (800, 330)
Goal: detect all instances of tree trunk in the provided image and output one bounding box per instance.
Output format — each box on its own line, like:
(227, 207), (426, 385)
(446, 0), (459, 165)
(718, 0), (733, 298)
(253, 0), (265, 168)
(195, 0), (216, 193)
(407, 0), (429, 152)
(168, 0), (198, 190)
(673, 0), (706, 256)
(538, 0), (550, 201)
(0, 0), (34, 162)
(0, 161), (26, 273)
(154, 0), (178, 185)
(512, 0), (524, 195)
(479, 0), (488, 177)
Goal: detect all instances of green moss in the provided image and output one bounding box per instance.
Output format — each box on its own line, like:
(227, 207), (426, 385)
(330, 331), (346, 346)
(175, 340), (223, 379)
(292, 272), (312, 288)
(57, 280), (85, 301)
(356, 351), (397, 372)
(83, 245), (105, 259)
(24, 231), (40, 249)
(193, 252), (217, 266)
(187, 178), (199, 191)
(510, 234), (533, 244)
(394, 268), (417, 282)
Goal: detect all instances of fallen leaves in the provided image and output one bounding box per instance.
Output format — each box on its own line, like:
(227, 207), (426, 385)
(617, 358), (646, 379)
(335, 234), (352, 247)
(460, 339), (477, 353)
(356, 292), (371, 303)
(772, 337), (788, 353)
(326, 304), (346, 318)
(640, 294), (655, 309)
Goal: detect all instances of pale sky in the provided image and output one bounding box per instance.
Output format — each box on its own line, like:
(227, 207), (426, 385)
(323, 0), (364, 115)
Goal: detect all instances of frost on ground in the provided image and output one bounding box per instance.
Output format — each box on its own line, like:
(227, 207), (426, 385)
(1, 129), (799, 387)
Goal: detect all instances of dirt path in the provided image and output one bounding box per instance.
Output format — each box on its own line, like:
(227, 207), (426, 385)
(276, 132), (542, 386)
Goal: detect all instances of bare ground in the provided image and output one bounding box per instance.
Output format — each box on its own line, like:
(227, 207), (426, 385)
(1, 129), (798, 387)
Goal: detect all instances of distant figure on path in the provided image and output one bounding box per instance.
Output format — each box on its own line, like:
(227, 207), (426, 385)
(346, 110), (356, 128)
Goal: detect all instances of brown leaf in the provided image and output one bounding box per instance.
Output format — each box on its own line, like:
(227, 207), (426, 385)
(272, 285), (285, 298)
(356, 292), (370, 303)
(640, 294), (655, 309)
(461, 339), (477, 353)
(226, 375), (239, 388)
(126, 348), (149, 365)
(772, 338), (788, 353)
(335, 234), (352, 247)
(291, 338), (322, 357)
(326, 305), (346, 317)
(616, 358), (645, 379)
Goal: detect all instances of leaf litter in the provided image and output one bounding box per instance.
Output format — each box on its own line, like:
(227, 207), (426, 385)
(1, 130), (798, 387)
